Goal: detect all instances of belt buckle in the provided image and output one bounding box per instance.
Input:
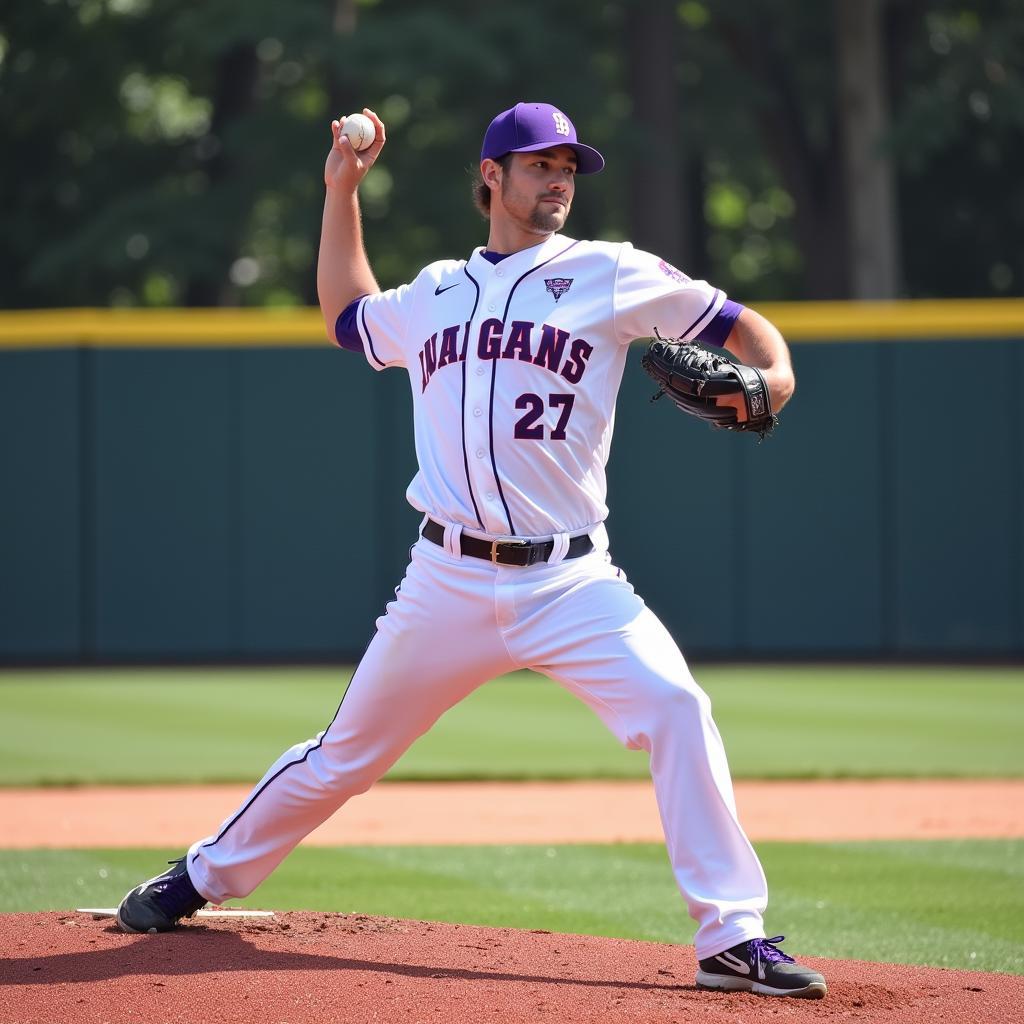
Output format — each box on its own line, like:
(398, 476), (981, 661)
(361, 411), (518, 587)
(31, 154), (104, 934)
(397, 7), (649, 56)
(490, 538), (529, 565)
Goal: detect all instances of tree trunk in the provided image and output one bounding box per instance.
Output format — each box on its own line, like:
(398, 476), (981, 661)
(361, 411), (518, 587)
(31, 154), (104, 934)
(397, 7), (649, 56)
(626, 0), (688, 268)
(183, 44), (260, 306)
(835, 0), (901, 298)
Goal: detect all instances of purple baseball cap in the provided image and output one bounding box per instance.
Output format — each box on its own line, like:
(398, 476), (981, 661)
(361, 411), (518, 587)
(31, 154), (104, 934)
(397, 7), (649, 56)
(480, 102), (605, 174)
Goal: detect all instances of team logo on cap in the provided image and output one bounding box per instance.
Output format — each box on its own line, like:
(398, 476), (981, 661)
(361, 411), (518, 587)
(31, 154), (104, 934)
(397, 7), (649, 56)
(545, 277), (573, 301)
(552, 111), (571, 136)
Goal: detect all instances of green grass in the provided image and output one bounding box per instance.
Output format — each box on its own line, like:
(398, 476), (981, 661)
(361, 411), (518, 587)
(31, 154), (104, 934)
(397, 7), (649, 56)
(2, 840), (1020, 974)
(1, 665), (1022, 784)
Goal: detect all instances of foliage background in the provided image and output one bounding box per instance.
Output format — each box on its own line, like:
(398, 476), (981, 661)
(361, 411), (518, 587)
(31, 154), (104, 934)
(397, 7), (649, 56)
(2, 0), (1022, 310)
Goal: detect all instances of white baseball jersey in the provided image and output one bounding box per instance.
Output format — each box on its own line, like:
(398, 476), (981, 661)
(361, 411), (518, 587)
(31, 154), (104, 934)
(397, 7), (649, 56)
(351, 235), (731, 538)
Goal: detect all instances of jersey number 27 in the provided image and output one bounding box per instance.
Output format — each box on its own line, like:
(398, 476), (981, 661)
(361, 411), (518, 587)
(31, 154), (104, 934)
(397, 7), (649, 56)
(514, 392), (575, 440)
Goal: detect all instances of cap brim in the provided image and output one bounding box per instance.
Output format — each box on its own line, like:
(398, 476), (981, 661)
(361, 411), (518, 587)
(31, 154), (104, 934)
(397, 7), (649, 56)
(508, 140), (605, 174)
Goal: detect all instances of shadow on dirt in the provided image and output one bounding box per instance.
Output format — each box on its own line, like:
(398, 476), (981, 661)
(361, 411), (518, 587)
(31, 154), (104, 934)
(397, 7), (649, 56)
(1, 923), (690, 992)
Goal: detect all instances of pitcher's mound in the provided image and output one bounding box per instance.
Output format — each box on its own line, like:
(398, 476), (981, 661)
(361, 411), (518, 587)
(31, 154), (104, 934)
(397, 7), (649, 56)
(2, 911), (1020, 1023)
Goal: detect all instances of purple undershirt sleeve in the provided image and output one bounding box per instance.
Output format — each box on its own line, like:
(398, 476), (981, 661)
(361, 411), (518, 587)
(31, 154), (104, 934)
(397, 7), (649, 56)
(696, 299), (744, 348)
(334, 295), (368, 353)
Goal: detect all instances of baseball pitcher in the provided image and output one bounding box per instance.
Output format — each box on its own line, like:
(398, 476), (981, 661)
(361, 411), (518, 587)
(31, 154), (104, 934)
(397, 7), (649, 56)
(116, 101), (826, 1001)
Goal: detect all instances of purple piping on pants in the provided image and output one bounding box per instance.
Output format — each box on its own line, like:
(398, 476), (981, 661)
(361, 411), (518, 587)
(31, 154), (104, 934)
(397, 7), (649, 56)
(193, 625), (379, 859)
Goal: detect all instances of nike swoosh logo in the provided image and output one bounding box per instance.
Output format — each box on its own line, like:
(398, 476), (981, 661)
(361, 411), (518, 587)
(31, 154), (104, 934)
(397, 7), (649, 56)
(434, 282), (460, 296)
(714, 952), (751, 975)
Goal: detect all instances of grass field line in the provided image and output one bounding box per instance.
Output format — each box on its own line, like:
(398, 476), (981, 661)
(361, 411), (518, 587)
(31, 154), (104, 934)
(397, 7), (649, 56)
(4, 778), (1022, 849)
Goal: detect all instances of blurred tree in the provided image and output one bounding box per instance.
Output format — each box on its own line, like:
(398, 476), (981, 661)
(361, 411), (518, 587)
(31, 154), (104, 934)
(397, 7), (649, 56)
(0, 0), (1020, 308)
(886, 0), (1024, 297)
(707, 0), (850, 298)
(837, 0), (901, 298)
(626, 0), (687, 267)
(1, 0), (171, 307)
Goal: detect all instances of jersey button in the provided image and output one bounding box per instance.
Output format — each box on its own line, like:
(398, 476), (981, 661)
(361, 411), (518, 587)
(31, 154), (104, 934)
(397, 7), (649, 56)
(476, 449), (485, 459)
(496, 269), (504, 277)
(475, 366), (484, 376)
(488, 303), (496, 311)
(473, 408), (482, 417)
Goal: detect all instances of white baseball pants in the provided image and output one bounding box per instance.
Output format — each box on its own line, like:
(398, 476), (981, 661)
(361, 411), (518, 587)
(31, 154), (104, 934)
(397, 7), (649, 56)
(187, 535), (768, 958)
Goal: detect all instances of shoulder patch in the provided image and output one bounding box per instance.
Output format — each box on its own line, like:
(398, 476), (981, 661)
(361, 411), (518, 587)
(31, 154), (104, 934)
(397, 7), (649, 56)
(658, 259), (690, 285)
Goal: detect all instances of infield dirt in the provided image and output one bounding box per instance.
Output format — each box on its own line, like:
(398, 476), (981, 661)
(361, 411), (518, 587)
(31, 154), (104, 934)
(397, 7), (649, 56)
(4, 778), (1022, 847)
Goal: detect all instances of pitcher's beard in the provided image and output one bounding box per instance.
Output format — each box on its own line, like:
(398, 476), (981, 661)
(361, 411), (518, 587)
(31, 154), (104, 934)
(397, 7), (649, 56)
(528, 205), (565, 233)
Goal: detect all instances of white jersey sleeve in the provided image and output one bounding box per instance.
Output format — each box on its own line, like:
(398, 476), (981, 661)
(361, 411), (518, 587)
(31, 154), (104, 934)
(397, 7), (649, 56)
(355, 282), (416, 371)
(612, 244), (727, 346)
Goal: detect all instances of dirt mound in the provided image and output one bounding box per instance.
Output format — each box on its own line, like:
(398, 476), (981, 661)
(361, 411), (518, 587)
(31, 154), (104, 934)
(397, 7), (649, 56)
(2, 912), (1020, 1024)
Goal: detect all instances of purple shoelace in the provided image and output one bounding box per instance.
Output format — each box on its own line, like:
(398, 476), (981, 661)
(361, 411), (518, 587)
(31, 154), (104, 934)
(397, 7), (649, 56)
(749, 935), (795, 964)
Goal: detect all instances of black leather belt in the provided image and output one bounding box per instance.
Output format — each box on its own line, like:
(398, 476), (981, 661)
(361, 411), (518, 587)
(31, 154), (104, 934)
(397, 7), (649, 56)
(422, 518), (594, 567)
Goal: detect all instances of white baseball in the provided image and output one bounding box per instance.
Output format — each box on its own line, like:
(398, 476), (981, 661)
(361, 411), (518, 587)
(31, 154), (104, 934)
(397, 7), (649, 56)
(340, 113), (375, 152)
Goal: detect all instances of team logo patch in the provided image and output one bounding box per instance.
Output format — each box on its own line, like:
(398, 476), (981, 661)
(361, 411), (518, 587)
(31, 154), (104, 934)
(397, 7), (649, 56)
(552, 111), (571, 136)
(545, 277), (573, 301)
(658, 259), (689, 285)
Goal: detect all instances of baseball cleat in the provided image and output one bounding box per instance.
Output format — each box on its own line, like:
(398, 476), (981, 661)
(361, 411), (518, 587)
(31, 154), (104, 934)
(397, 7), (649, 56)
(695, 935), (827, 999)
(116, 856), (208, 933)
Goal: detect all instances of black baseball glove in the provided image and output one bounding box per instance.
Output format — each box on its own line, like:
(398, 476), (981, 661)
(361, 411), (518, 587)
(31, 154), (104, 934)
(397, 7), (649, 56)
(640, 331), (778, 439)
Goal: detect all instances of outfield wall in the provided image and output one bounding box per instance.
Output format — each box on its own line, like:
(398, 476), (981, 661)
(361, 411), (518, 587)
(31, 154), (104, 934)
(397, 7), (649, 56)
(2, 302), (1022, 661)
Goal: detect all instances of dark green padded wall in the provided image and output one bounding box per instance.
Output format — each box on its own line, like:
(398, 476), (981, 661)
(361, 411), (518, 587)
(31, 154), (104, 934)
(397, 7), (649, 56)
(1017, 339), (1024, 646)
(237, 349), (377, 655)
(1, 338), (1021, 661)
(607, 343), (889, 655)
(738, 342), (887, 654)
(0, 351), (81, 656)
(608, 352), (741, 653)
(890, 340), (1020, 653)
(93, 350), (233, 655)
